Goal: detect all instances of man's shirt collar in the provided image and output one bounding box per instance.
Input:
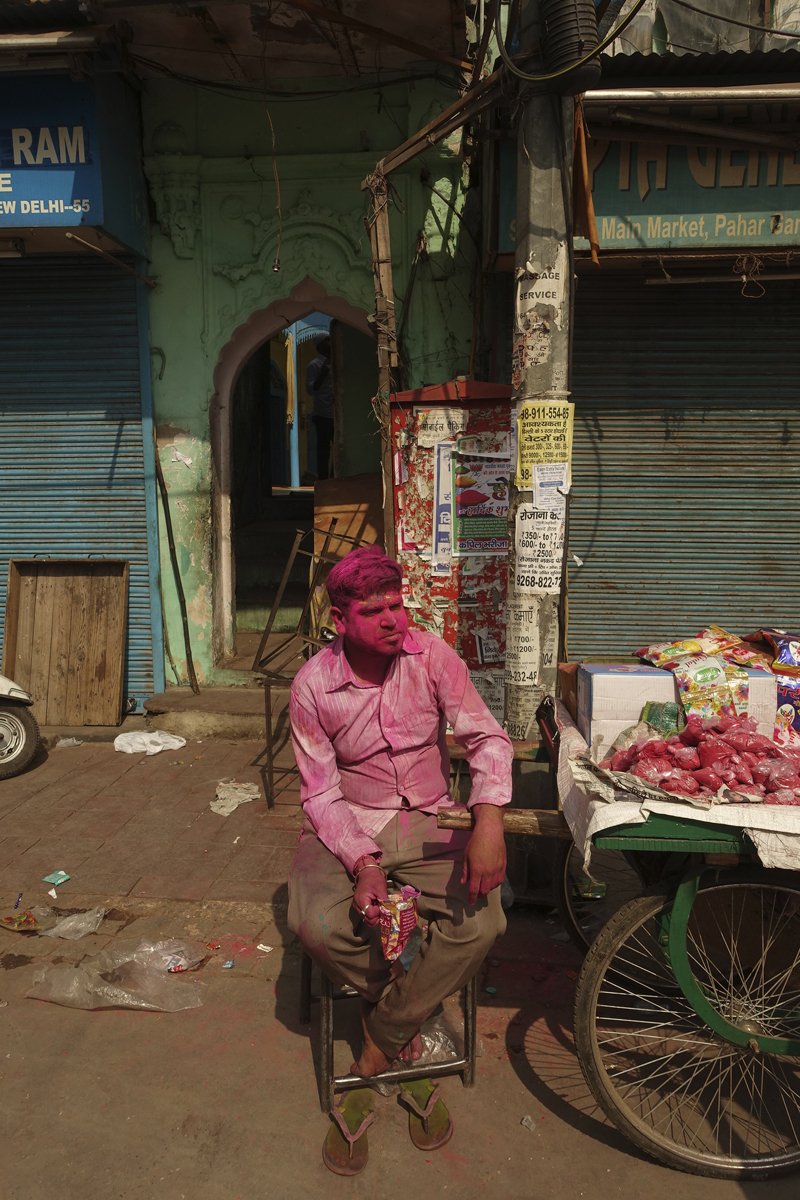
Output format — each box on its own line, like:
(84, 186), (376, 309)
(324, 631), (424, 692)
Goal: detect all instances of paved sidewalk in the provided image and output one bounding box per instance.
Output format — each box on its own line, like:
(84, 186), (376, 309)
(0, 736), (300, 912)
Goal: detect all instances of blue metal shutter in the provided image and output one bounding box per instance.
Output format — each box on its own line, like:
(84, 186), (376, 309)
(567, 272), (800, 660)
(0, 254), (155, 705)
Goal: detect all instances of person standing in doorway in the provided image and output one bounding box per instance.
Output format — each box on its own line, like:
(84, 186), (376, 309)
(306, 335), (334, 480)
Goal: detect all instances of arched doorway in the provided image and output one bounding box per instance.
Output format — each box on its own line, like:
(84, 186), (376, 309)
(210, 277), (377, 663)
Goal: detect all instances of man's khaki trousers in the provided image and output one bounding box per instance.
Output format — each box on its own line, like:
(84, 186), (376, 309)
(287, 809), (505, 1058)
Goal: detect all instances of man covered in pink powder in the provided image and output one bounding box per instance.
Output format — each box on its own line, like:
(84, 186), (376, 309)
(287, 544), (512, 1173)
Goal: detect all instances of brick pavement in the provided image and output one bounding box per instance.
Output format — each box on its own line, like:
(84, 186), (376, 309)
(0, 736), (302, 909)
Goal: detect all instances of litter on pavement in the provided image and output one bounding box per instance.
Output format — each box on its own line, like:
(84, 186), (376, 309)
(256, 944), (274, 954)
(42, 871), (70, 887)
(56, 737), (83, 748)
(521, 1115), (536, 1132)
(26, 940), (205, 1012)
(114, 730), (187, 755)
(41, 907), (106, 940)
(210, 780), (260, 816)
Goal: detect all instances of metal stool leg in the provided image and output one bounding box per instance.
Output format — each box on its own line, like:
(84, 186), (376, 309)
(299, 951), (312, 1025)
(463, 972), (477, 1087)
(319, 971), (336, 1113)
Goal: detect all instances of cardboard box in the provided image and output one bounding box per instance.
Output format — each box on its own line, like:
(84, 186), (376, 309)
(558, 662), (579, 723)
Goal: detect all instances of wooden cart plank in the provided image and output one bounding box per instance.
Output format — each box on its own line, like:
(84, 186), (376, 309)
(438, 807), (571, 838)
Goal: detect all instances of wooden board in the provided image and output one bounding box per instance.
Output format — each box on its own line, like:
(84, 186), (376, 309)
(2, 560), (129, 726)
(438, 807), (571, 838)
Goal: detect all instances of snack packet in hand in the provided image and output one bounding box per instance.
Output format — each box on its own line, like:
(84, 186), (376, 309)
(379, 885), (421, 963)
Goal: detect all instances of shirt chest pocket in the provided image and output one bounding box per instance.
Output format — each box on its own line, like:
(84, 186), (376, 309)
(389, 705), (441, 747)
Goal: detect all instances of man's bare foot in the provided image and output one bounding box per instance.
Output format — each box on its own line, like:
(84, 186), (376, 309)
(350, 1007), (424, 1077)
(398, 1032), (423, 1062)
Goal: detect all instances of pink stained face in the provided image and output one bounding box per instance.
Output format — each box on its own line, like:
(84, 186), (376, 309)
(331, 589), (408, 659)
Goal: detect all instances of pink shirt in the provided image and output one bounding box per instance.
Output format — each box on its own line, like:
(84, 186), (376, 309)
(289, 629), (513, 874)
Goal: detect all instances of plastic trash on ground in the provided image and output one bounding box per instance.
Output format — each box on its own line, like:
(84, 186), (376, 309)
(41, 907), (105, 940)
(26, 939), (205, 1011)
(113, 730), (187, 756)
(56, 737), (83, 748)
(210, 780), (260, 816)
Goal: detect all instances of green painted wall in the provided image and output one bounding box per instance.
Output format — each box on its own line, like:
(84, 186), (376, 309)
(142, 72), (477, 685)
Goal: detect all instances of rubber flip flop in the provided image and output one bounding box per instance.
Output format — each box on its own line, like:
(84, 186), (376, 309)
(322, 1088), (375, 1176)
(398, 1078), (454, 1151)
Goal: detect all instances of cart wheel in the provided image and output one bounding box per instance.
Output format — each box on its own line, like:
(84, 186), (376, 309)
(574, 878), (800, 1179)
(553, 841), (646, 954)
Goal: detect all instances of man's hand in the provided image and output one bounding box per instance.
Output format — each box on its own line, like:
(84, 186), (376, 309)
(460, 804), (507, 906)
(352, 866), (388, 927)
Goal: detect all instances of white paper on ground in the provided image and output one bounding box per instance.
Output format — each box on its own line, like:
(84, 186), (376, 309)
(114, 731), (187, 756)
(211, 781), (260, 816)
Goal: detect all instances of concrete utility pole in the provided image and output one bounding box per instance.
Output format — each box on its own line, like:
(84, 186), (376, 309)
(503, 0), (574, 742)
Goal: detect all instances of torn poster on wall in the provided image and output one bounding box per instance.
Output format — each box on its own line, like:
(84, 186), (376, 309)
(516, 401), (574, 490)
(451, 455), (511, 556)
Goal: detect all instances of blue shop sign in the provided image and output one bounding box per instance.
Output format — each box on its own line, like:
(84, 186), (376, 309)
(0, 77), (103, 228)
(498, 105), (800, 252)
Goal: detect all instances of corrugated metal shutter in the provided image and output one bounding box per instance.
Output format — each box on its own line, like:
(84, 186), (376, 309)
(0, 255), (155, 705)
(567, 272), (800, 660)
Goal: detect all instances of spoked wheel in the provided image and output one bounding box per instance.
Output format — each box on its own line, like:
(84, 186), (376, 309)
(574, 875), (800, 1178)
(553, 840), (647, 953)
(0, 704), (39, 780)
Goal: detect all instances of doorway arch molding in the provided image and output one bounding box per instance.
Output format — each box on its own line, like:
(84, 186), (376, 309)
(210, 275), (373, 662)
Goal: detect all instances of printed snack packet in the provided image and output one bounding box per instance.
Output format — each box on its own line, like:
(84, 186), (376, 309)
(775, 675), (800, 746)
(672, 655), (736, 720)
(379, 885), (421, 963)
(636, 625), (741, 669)
(745, 628), (800, 678)
(720, 644), (775, 672)
(723, 663), (750, 716)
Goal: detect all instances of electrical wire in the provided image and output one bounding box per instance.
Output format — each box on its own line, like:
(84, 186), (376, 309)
(493, 0), (649, 83)
(667, 0), (800, 40)
(128, 52), (458, 101)
(259, 34), (283, 269)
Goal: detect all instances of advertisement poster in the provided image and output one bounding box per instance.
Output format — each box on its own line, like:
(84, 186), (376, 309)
(516, 401), (574, 489)
(451, 455), (511, 556)
(504, 606), (539, 687)
(432, 442), (453, 576)
(514, 503), (565, 595)
(414, 406), (467, 448)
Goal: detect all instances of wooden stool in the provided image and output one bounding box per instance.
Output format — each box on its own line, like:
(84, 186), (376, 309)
(299, 951), (478, 1112)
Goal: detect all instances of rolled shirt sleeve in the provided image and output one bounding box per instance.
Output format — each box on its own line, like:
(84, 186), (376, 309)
(430, 640), (513, 809)
(289, 685), (382, 875)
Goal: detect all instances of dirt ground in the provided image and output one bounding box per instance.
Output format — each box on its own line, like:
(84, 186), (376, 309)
(0, 741), (797, 1199)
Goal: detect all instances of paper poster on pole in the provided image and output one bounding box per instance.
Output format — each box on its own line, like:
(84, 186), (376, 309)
(432, 442), (453, 576)
(514, 502), (566, 596)
(451, 455), (511, 556)
(470, 669), (505, 722)
(515, 401), (574, 489)
(414, 407), (468, 448)
(504, 606), (539, 686)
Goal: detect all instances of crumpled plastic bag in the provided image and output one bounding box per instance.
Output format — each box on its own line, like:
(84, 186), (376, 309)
(41, 907), (105, 940)
(210, 780), (260, 816)
(26, 939), (204, 1011)
(114, 730), (187, 756)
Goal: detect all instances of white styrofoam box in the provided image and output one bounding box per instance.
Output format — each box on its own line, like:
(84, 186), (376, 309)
(745, 668), (778, 737)
(576, 663), (779, 744)
(576, 664), (676, 744)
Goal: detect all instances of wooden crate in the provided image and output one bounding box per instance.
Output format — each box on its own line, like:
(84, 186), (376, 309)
(2, 559), (129, 726)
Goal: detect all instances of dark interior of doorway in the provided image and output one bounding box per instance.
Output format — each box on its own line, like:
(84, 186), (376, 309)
(231, 318), (379, 648)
